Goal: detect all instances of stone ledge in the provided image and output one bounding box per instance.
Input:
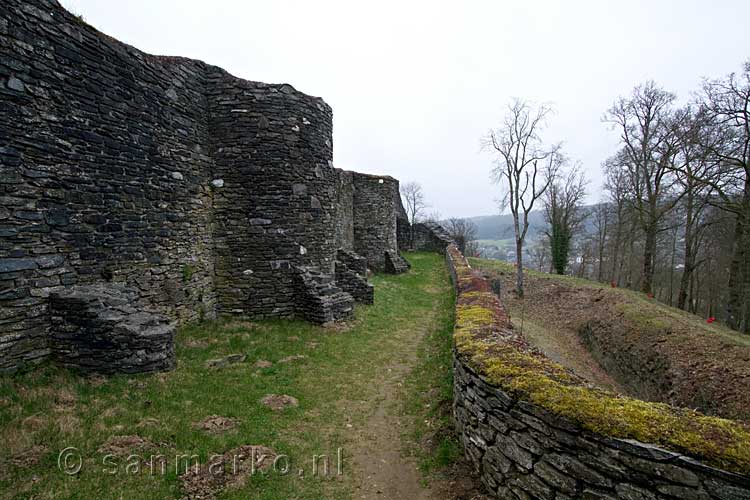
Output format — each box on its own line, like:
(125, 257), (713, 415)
(49, 284), (176, 373)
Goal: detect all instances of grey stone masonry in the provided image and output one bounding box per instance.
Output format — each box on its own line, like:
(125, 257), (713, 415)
(413, 222), (455, 252)
(335, 249), (374, 304)
(352, 174), (408, 273)
(294, 266), (354, 324)
(384, 250), (410, 274)
(452, 356), (750, 500)
(49, 285), (175, 373)
(0, 0), (409, 371)
(442, 245), (750, 500)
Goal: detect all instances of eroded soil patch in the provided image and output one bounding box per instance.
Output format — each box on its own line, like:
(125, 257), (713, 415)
(179, 445), (277, 500)
(192, 415), (239, 434)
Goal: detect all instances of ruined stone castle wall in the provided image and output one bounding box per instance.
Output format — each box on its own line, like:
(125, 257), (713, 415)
(0, 2), (216, 371)
(0, 0), (406, 372)
(206, 70), (338, 319)
(333, 169), (355, 252)
(352, 174), (400, 272)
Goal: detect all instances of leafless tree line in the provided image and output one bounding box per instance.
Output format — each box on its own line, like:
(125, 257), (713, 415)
(559, 61), (750, 333)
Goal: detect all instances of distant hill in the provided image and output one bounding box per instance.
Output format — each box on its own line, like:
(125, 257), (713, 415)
(466, 211), (547, 241)
(462, 206), (600, 260)
(464, 204), (601, 241)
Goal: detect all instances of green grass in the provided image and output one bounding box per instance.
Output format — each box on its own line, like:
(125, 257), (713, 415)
(400, 261), (459, 477)
(0, 252), (454, 499)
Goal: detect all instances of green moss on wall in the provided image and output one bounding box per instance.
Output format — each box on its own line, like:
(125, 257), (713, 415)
(448, 245), (750, 474)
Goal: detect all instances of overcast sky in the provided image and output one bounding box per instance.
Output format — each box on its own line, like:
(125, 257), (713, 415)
(60, 0), (749, 218)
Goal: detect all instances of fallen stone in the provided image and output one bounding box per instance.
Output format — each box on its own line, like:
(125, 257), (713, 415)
(253, 360), (273, 369)
(205, 354), (246, 369)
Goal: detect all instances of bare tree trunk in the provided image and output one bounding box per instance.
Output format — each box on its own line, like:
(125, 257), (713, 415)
(515, 237), (524, 297)
(610, 227), (621, 283)
(668, 227), (677, 306)
(677, 192), (695, 310)
(626, 231), (635, 288)
(726, 211), (746, 330)
(642, 220), (657, 294)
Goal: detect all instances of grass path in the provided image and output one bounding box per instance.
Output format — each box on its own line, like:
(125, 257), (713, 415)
(0, 252), (459, 499)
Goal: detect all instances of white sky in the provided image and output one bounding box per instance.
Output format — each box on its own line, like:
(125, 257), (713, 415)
(60, 0), (750, 218)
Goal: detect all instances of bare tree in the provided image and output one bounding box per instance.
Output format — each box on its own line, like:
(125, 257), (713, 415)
(483, 98), (561, 297)
(603, 152), (631, 285)
(424, 210), (443, 223)
(525, 239), (551, 272)
(592, 201), (610, 282)
(669, 106), (715, 310)
(585, 60), (749, 328)
(605, 81), (683, 294)
(692, 61), (750, 331)
(543, 161), (588, 274)
(400, 181), (426, 247)
(445, 218), (478, 256)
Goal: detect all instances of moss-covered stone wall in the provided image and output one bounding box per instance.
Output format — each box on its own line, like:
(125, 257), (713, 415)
(445, 244), (750, 499)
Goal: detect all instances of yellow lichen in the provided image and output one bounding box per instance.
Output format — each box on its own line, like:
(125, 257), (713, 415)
(447, 244), (750, 474)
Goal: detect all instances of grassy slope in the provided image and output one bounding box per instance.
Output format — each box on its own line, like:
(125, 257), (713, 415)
(469, 257), (750, 424)
(0, 252), (457, 500)
(469, 257), (750, 349)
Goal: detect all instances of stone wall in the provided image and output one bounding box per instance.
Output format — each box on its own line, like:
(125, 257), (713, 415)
(49, 284), (175, 373)
(352, 174), (408, 272)
(454, 359), (750, 500)
(334, 170), (355, 252)
(0, 0), (407, 372)
(206, 69), (338, 320)
(443, 244), (750, 500)
(412, 221), (454, 252)
(1, 2), (217, 371)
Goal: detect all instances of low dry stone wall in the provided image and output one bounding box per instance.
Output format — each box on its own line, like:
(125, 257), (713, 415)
(444, 245), (750, 500)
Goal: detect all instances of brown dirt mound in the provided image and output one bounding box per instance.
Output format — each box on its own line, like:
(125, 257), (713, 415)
(259, 394), (298, 411)
(11, 445), (48, 467)
(192, 416), (239, 434)
(179, 445), (277, 500)
(97, 435), (157, 457)
(278, 354), (306, 364)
